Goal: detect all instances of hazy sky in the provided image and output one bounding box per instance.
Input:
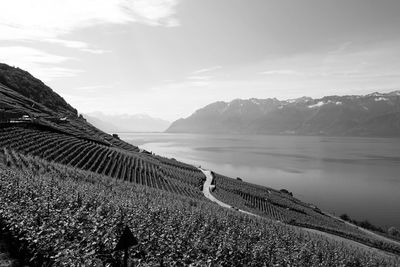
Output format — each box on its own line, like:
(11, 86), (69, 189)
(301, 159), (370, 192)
(1, 0), (400, 121)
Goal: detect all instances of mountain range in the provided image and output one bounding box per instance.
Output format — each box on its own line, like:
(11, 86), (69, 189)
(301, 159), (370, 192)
(84, 112), (170, 133)
(166, 92), (400, 137)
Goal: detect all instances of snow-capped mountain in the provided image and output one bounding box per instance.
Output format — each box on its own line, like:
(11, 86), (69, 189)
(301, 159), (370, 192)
(166, 91), (400, 136)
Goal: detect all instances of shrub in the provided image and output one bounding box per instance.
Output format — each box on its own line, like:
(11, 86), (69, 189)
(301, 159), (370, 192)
(340, 214), (350, 221)
(389, 227), (400, 237)
(280, 188), (293, 196)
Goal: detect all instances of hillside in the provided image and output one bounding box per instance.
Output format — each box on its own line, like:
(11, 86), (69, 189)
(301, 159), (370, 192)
(2, 155), (399, 266)
(166, 92), (400, 136)
(0, 63), (76, 115)
(1, 63), (400, 265)
(0, 63), (140, 151)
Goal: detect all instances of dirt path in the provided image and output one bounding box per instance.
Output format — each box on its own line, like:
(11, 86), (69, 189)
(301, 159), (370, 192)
(200, 168), (262, 218)
(198, 167), (399, 258)
(200, 169), (232, 209)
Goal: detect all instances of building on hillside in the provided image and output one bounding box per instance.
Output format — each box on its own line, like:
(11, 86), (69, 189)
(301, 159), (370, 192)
(42, 116), (69, 124)
(0, 110), (31, 123)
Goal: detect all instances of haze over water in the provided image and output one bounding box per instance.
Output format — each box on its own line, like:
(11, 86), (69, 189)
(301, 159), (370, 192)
(121, 133), (400, 229)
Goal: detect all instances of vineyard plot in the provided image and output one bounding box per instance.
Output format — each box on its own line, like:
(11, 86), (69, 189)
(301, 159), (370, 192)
(0, 126), (206, 200)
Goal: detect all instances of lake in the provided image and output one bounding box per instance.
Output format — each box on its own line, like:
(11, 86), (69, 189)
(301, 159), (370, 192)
(119, 133), (400, 229)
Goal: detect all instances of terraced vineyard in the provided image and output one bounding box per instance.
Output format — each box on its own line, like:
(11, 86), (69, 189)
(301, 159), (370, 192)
(211, 172), (400, 255)
(212, 173), (285, 220)
(0, 80), (140, 152)
(1, 152), (399, 266)
(2, 124), (400, 256)
(0, 125), (205, 200)
(212, 173), (333, 222)
(2, 61), (400, 265)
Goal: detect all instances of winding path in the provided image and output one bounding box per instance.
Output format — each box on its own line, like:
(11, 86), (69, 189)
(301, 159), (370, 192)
(201, 169), (230, 209)
(200, 168), (260, 218)
(198, 167), (399, 258)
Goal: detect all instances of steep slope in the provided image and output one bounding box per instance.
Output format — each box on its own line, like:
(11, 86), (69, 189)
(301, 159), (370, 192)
(0, 63), (139, 151)
(0, 63), (76, 115)
(166, 92), (400, 136)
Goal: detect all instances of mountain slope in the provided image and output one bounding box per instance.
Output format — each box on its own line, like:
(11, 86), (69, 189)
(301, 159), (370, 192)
(0, 63), (76, 115)
(166, 92), (400, 136)
(0, 63), (139, 151)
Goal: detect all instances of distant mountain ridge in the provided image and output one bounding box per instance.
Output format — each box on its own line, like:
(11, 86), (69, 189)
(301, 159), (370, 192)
(85, 112), (170, 133)
(166, 91), (400, 137)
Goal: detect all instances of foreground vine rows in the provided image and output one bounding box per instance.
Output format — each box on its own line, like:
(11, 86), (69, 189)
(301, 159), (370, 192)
(0, 154), (399, 266)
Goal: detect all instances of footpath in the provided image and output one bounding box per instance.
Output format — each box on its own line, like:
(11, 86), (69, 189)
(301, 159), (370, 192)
(200, 168), (261, 218)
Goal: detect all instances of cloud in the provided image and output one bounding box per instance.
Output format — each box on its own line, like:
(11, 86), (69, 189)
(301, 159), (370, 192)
(0, 0), (180, 43)
(0, 0), (179, 79)
(72, 83), (122, 94)
(44, 39), (108, 54)
(74, 85), (113, 91)
(123, 0), (180, 27)
(189, 81), (210, 87)
(0, 46), (82, 81)
(0, 46), (69, 64)
(187, 75), (212, 80)
(34, 67), (84, 80)
(192, 66), (222, 74)
(328, 41), (353, 55)
(259, 70), (304, 76)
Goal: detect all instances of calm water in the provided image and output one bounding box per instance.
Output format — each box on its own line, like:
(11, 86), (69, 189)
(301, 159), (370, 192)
(119, 133), (400, 229)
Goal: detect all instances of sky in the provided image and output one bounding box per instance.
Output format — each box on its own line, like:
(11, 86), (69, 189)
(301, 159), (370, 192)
(1, 0), (400, 121)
